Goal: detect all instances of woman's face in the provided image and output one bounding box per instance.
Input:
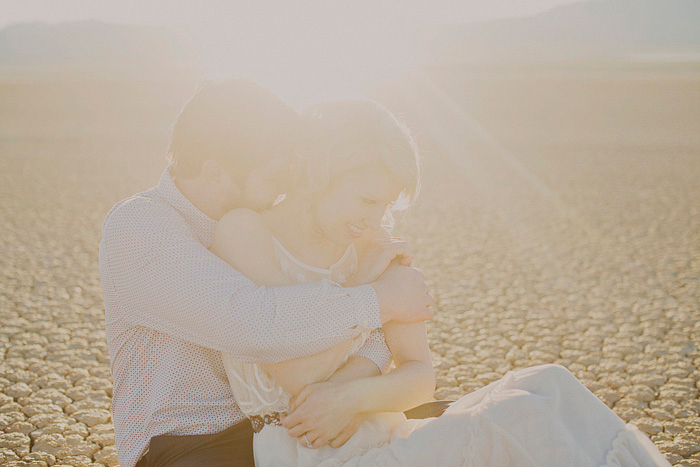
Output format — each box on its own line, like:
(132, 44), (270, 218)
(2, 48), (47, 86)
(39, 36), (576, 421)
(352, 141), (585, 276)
(313, 168), (403, 247)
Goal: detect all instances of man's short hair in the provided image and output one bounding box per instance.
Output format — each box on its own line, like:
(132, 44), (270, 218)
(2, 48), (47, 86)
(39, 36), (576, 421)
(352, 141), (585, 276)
(168, 78), (301, 180)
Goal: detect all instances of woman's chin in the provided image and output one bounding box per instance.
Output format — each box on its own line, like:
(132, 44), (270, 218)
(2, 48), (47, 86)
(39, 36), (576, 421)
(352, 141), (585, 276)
(331, 233), (355, 248)
(322, 226), (359, 247)
(338, 238), (354, 248)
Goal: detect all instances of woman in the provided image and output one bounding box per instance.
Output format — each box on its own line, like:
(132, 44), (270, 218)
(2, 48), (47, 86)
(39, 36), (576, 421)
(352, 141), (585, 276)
(210, 99), (669, 466)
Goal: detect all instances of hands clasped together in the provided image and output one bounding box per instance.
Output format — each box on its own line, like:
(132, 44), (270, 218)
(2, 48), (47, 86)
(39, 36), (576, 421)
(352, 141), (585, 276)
(283, 381), (363, 449)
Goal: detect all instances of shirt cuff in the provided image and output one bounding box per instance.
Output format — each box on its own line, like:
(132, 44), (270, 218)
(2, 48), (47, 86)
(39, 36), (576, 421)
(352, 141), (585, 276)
(353, 329), (393, 375)
(346, 284), (382, 330)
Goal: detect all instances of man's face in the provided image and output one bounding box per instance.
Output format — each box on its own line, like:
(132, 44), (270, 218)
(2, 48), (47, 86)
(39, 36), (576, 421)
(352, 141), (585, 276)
(238, 155), (296, 211)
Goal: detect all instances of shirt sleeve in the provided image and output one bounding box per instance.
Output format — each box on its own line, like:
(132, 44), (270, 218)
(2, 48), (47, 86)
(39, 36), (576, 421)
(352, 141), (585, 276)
(99, 197), (382, 364)
(353, 329), (393, 375)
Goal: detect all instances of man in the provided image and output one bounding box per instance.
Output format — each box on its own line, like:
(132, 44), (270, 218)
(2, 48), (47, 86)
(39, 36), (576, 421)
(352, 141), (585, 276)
(99, 79), (436, 467)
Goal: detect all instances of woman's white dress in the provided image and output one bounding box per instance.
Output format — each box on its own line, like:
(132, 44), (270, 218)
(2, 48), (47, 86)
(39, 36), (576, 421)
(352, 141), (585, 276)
(222, 237), (670, 467)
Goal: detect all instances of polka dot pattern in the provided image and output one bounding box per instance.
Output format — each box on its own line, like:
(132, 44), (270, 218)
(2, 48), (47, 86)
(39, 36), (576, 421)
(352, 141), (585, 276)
(99, 166), (390, 467)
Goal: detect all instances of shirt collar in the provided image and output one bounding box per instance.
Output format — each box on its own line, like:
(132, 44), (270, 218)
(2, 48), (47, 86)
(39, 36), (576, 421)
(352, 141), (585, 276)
(156, 164), (218, 248)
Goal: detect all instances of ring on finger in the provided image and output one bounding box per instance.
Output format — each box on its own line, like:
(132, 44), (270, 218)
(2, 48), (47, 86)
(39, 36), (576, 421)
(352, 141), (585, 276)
(303, 434), (313, 449)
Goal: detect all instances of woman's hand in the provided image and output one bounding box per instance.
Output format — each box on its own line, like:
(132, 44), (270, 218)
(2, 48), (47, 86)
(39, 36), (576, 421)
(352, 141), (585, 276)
(349, 236), (414, 286)
(282, 381), (364, 449)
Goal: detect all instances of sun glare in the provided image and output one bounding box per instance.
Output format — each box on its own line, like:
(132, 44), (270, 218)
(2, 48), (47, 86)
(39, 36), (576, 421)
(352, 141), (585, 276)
(190, 2), (422, 107)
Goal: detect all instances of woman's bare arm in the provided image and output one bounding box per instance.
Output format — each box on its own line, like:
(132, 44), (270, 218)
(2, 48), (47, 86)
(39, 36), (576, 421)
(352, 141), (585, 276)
(210, 208), (293, 287)
(345, 320), (434, 412)
(339, 231), (435, 411)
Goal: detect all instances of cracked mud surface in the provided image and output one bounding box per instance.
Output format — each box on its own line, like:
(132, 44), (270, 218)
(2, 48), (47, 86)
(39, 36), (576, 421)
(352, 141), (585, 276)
(1, 70), (699, 465)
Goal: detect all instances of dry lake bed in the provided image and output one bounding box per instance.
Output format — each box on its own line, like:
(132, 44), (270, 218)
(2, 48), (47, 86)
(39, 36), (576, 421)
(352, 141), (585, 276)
(1, 66), (699, 466)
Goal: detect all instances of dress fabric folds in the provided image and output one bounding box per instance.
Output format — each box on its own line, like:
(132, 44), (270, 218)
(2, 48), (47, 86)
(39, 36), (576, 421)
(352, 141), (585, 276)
(223, 236), (670, 467)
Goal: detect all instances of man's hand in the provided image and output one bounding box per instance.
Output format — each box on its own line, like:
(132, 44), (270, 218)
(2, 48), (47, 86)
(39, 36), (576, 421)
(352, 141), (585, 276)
(371, 265), (435, 324)
(281, 381), (363, 449)
(329, 414), (363, 448)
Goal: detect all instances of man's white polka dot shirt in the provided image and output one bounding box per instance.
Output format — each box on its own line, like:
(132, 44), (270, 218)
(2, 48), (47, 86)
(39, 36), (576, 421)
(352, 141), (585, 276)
(99, 166), (391, 467)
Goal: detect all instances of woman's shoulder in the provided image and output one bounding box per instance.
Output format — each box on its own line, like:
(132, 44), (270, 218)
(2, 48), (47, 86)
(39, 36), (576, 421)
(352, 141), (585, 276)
(211, 208), (292, 286)
(217, 208), (270, 233)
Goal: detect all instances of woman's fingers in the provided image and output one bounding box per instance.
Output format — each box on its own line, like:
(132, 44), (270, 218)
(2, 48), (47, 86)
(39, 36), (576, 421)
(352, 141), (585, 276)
(329, 426), (353, 448)
(284, 406), (317, 437)
(295, 430), (328, 449)
(310, 433), (330, 449)
(398, 252), (413, 266)
(282, 402), (308, 432)
(289, 386), (310, 413)
(286, 421), (309, 438)
(283, 403), (313, 433)
(297, 433), (311, 448)
(390, 238), (413, 257)
(383, 244), (412, 265)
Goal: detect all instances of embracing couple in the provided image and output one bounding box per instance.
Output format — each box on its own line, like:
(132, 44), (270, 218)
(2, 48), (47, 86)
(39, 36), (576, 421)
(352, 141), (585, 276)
(99, 79), (669, 466)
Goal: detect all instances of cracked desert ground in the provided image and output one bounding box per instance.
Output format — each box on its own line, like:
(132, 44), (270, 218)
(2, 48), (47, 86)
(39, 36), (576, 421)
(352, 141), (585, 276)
(1, 64), (699, 466)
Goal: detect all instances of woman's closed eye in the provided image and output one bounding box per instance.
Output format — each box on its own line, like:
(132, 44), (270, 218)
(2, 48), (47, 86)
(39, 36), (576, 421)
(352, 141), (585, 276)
(362, 197), (395, 208)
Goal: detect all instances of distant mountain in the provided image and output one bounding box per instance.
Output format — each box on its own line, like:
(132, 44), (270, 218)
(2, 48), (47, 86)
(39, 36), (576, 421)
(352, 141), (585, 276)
(3, 0), (700, 72)
(0, 21), (197, 69)
(422, 0), (700, 64)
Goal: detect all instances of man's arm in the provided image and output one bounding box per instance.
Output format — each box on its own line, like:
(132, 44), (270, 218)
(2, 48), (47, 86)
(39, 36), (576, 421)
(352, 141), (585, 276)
(347, 329), (392, 375)
(100, 198), (381, 364)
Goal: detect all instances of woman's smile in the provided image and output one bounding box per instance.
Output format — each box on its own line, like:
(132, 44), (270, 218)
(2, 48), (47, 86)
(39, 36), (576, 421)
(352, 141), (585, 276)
(347, 222), (365, 238)
(315, 169), (403, 247)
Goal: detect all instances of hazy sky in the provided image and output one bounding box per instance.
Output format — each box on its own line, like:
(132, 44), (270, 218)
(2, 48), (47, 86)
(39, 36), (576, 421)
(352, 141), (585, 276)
(2, 0), (586, 29)
(0, 0), (590, 100)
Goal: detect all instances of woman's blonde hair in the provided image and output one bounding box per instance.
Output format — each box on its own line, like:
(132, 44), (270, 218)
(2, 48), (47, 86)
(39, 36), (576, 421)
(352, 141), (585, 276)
(295, 99), (421, 220)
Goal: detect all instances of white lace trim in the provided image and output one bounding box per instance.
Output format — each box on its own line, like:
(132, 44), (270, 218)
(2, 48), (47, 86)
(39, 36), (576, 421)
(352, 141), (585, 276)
(272, 236), (355, 273)
(272, 235), (357, 285)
